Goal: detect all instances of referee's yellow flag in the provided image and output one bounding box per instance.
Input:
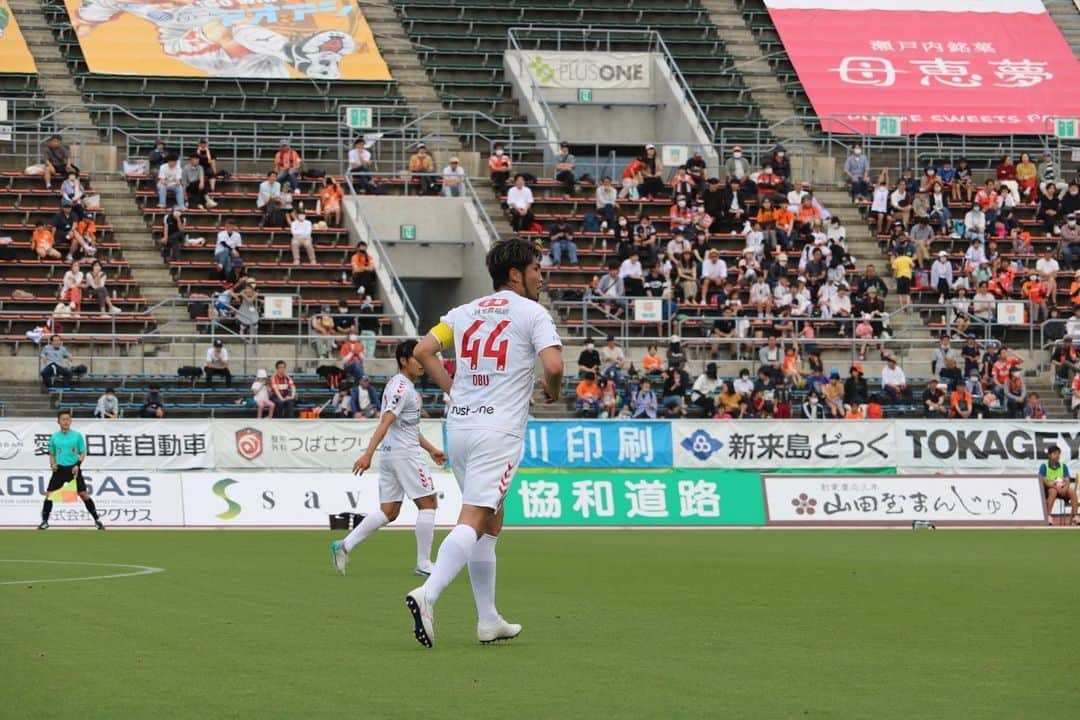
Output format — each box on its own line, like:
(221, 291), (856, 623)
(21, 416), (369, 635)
(47, 478), (78, 504)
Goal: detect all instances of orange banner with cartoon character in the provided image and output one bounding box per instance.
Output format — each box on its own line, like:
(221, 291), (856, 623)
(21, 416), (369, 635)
(0, 0), (37, 74)
(64, 0), (391, 80)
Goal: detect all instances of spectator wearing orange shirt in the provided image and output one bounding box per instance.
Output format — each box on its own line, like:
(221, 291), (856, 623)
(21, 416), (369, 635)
(349, 241), (376, 295)
(488, 142), (512, 195)
(575, 371), (602, 417)
(340, 333), (366, 381)
(32, 222), (60, 260)
(274, 139), (301, 193)
(620, 157), (645, 200)
(1022, 273), (1050, 324)
(270, 360), (297, 418)
(950, 384), (974, 418)
(641, 343), (665, 376)
(318, 177), (343, 227)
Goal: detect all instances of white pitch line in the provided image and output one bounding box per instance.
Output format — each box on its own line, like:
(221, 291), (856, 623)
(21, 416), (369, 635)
(0, 559), (165, 586)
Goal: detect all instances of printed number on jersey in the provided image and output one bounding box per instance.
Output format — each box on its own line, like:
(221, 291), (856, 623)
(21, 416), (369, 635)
(460, 319), (510, 375)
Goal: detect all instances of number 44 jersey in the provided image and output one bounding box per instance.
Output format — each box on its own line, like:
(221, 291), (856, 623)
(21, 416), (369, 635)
(433, 290), (562, 438)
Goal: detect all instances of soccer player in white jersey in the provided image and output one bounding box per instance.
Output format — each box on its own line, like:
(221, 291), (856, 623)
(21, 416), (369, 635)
(405, 238), (563, 648)
(330, 340), (447, 577)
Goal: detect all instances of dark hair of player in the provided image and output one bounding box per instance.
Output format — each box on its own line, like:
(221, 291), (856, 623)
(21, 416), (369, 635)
(396, 339), (418, 368)
(57, 410), (71, 420)
(487, 237), (539, 291)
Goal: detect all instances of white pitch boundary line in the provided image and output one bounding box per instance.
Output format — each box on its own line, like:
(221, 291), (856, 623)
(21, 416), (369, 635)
(0, 559), (165, 586)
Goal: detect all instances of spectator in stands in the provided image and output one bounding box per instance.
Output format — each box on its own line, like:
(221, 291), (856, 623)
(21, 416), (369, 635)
(844, 145), (870, 200)
(661, 366), (689, 418)
(620, 155), (645, 200)
(309, 305), (336, 358)
(200, 338), (232, 387)
(699, 249), (728, 304)
(599, 335), (625, 383)
(689, 362), (720, 417)
(939, 357), (963, 391)
(1066, 304), (1080, 341)
(1024, 391), (1046, 420)
(1015, 152), (1038, 200)
(889, 182), (912, 229)
(507, 174), (534, 231)
(575, 371), (602, 417)
(251, 369), (274, 419)
(548, 220), (577, 266)
(161, 208), (185, 261)
(891, 250), (914, 308)
(953, 158), (975, 204)
(1051, 337), (1079, 384)
(619, 249), (645, 297)
(1023, 272), (1050, 324)
(1073, 372), (1080, 418)
(318, 176), (343, 227)
(640, 144), (665, 200)
(554, 142), (576, 198)
(676, 249), (697, 303)
(930, 333), (955, 376)
(595, 176), (618, 228)
(32, 221), (60, 260)
(671, 166), (695, 199)
(140, 386), (166, 419)
(930, 251), (953, 304)
(60, 260), (84, 312)
(718, 178), (749, 226)
(348, 138), (378, 195)
(408, 143), (435, 195)
(820, 370), (843, 418)
(195, 138), (219, 203)
(881, 356), (911, 404)
(289, 210), (316, 266)
(42, 134), (76, 190)
(485, 142), (513, 197)
(349, 241), (377, 295)
(755, 164), (783, 198)
(639, 343), (663, 376)
(1003, 366), (1026, 418)
(52, 205), (85, 263)
(60, 170), (86, 221)
(349, 376), (380, 419)
(594, 262), (625, 316)
(182, 155), (207, 210)
(215, 219), (242, 281)
(256, 171), (283, 227)
(148, 139), (168, 176)
(631, 378), (658, 419)
(599, 379), (619, 418)
(1059, 213), (1080, 269)
(235, 278), (260, 336)
(75, 214), (99, 261)
(870, 180), (890, 235)
(86, 261), (119, 315)
(723, 145), (751, 185)
(340, 333), (366, 381)
(923, 382), (949, 418)
(39, 335), (73, 389)
(157, 156), (186, 210)
(270, 360), (296, 418)
(441, 157), (466, 198)
(1037, 183), (1062, 234)
(576, 338), (600, 379)
(950, 378), (974, 418)
(274, 140), (301, 193)
(769, 145), (791, 187)
(94, 386), (120, 419)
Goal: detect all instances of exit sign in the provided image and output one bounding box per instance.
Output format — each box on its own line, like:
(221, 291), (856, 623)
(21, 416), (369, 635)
(875, 115), (902, 137)
(1054, 118), (1078, 139)
(400, 224), (416, 241)
(345, 106), (373, 129)
(577, 88), (593, 103)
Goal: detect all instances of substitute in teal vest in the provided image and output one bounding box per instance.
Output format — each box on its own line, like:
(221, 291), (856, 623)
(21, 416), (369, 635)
(38, 410), (105, 530)
(1039, 445), (1077, 526)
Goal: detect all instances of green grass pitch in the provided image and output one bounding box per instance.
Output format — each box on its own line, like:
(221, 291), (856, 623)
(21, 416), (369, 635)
(1, 529), (1075, 719)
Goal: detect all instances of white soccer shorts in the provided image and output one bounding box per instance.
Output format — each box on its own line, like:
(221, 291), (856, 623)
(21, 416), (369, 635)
(378, 454), (436, 503)
(446, 429), (524, 510)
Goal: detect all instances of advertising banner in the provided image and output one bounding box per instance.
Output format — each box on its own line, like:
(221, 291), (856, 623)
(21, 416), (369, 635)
(764, 0), (1080, 134)
(0, 420), (213, 471)
(0, 470), (183, 527)
(763, 473), (1045, 525)
(522, 421), (673, 469)
(212, 419), (444, 471)
(672, 420), (895, 469)
(896, 420), (1080, 469)
(505, 469), (766, 526)
(0, 0), (36, 74)
(522, 51), (651, 89)
(64, 0), (391, 80)
(180, 470), (462, 528)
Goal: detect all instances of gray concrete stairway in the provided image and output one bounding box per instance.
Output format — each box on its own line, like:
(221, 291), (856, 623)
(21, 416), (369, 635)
(1047, 0), (1080, 58)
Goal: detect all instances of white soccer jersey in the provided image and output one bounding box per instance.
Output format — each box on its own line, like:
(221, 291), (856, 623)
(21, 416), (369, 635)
(438, 290), (561, 438)
(379, 373), (421, 455)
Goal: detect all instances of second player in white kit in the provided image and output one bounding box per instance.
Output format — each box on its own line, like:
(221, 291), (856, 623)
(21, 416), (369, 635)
(330, 340), (447, 577)
(406, 237), (564, 648)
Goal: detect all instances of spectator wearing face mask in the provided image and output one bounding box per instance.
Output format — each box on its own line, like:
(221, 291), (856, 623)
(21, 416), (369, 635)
(724, 146), (752, 186)
(488, 142), (512, 195)
(289, 211), (315, 265)
(845, 145), (870, 200)
(1060, 213), (1080, 269)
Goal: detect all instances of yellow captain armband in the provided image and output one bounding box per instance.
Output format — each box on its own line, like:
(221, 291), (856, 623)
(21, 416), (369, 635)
(430, 322), (454, 350)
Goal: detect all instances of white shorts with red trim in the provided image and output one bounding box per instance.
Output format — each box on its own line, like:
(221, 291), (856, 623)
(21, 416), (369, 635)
(378, 453), (436, 504)
(446, 428), (524, 510)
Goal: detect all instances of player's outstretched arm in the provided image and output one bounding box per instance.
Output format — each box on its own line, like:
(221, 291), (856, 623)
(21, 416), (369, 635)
(539, 345), (564, 402)
(415, 332), (453, 395)
(353, 410), (397, 475)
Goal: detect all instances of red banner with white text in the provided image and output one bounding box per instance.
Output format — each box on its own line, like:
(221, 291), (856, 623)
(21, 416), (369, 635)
(765, 0), (1080, 135)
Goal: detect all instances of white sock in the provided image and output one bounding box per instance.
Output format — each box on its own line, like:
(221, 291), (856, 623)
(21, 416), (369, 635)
(467, 534), (500, 626)
(414, 508), (436, 570)
(342, 509), (388, 553)
(422, 524), (478, 605)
